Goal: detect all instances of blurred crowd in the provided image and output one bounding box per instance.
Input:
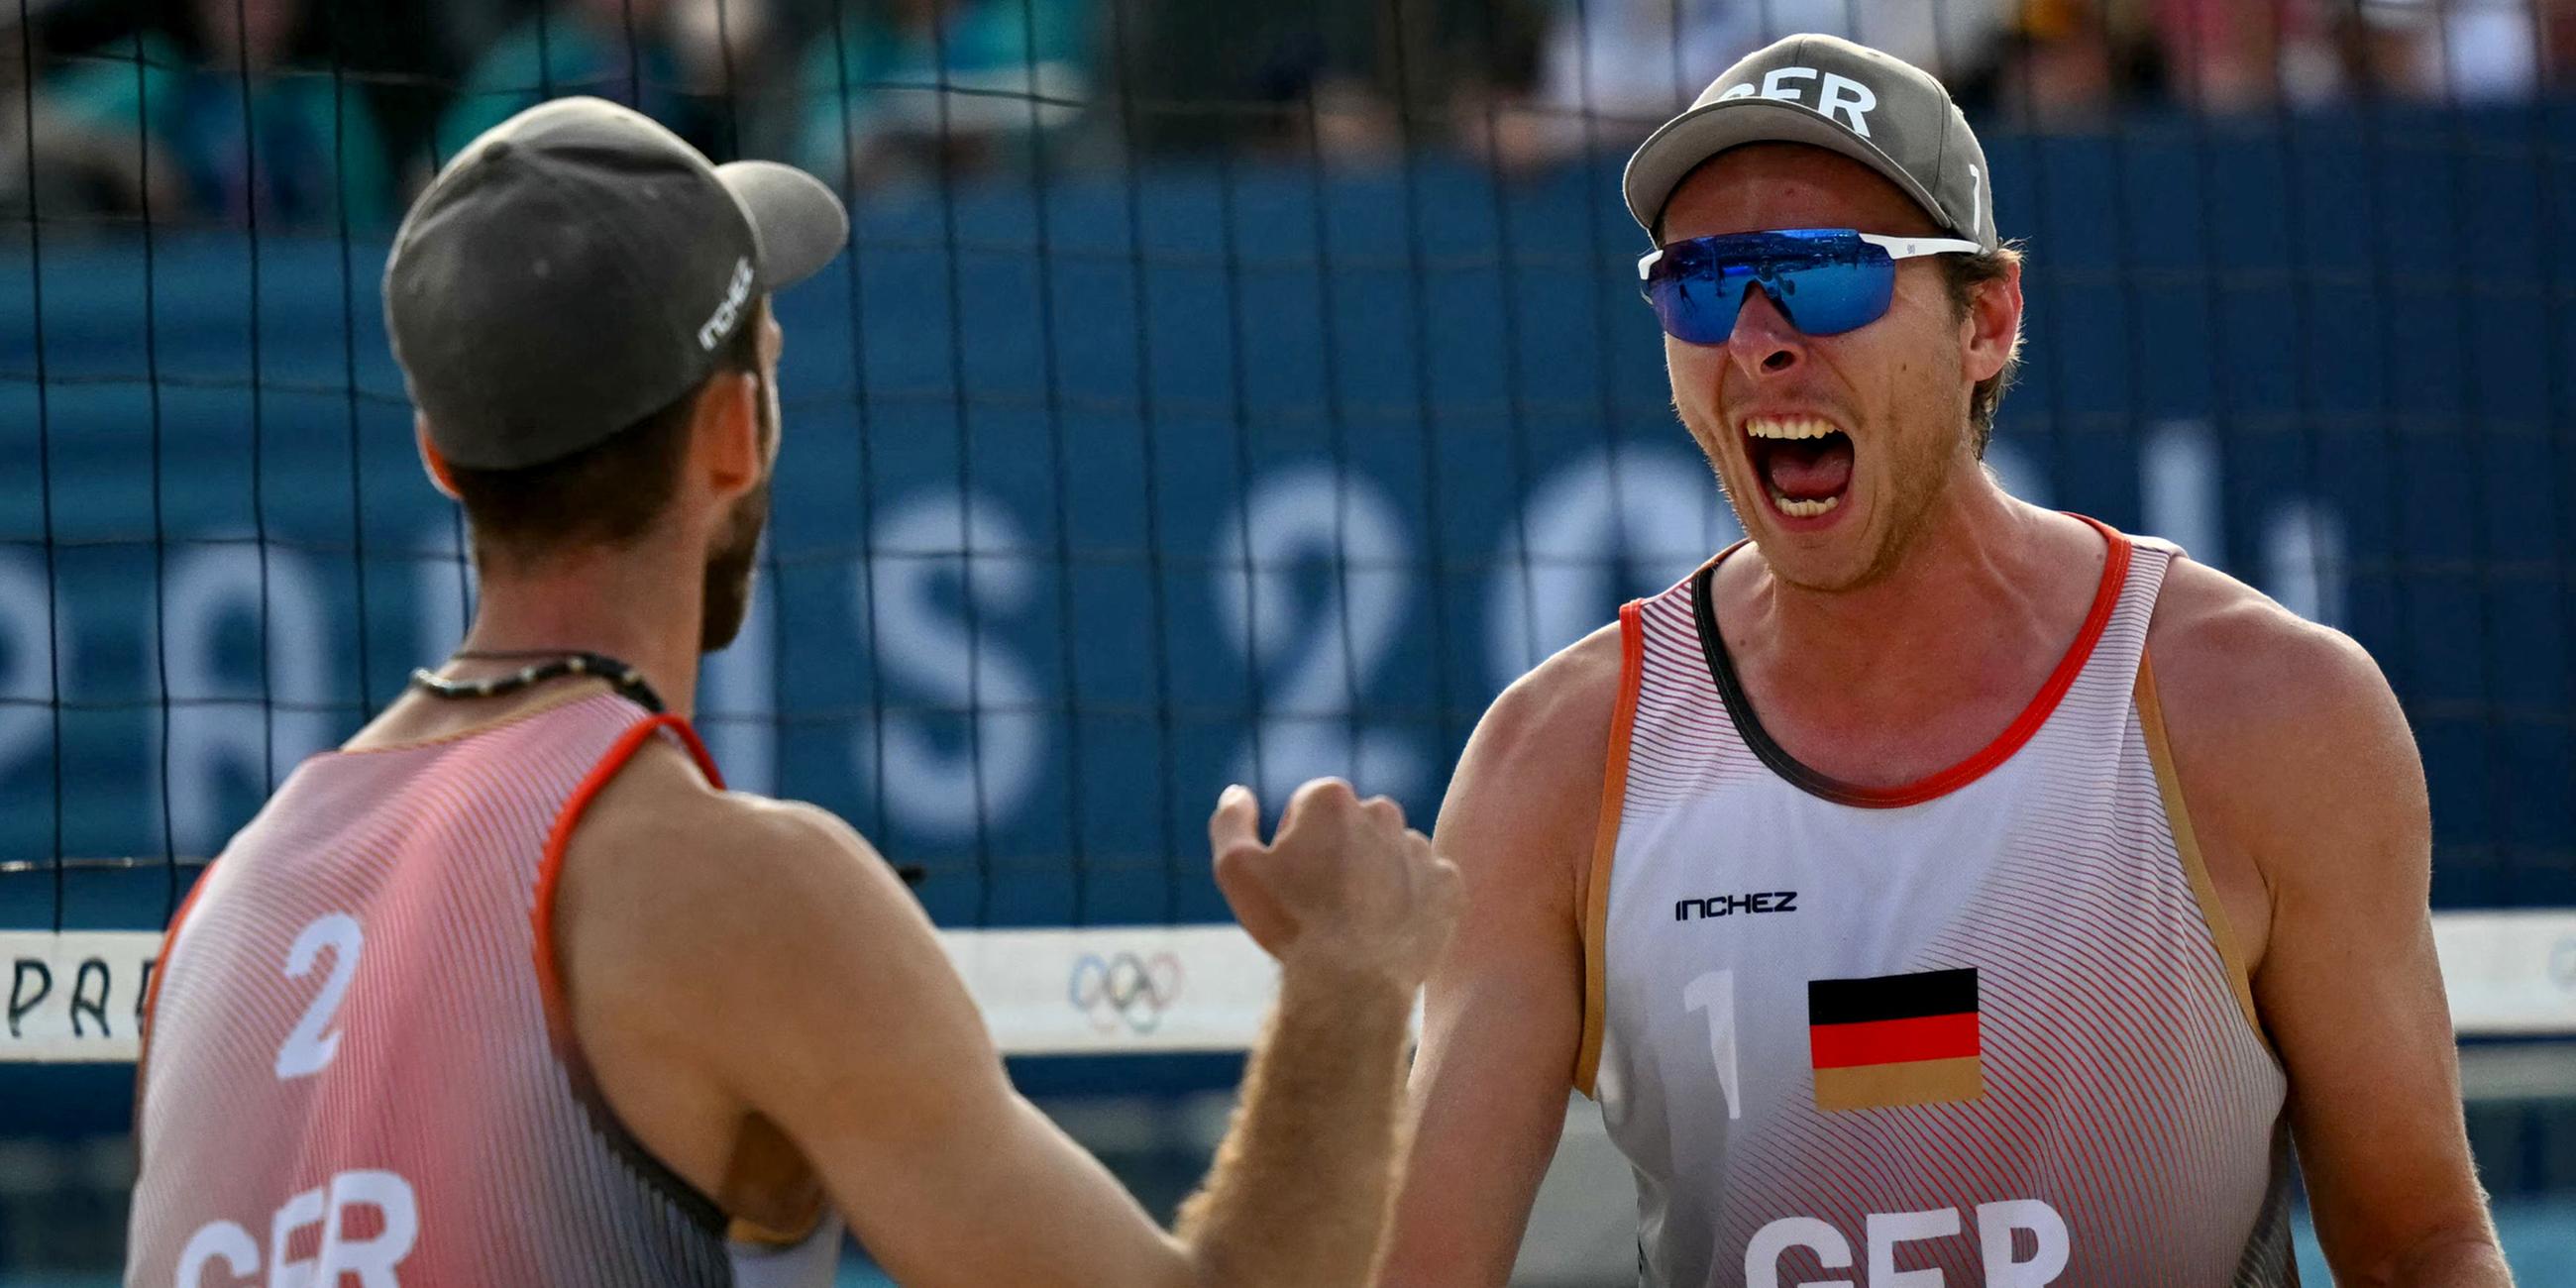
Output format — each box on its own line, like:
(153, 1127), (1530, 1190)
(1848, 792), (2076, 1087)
(2, 0), (2572, 233)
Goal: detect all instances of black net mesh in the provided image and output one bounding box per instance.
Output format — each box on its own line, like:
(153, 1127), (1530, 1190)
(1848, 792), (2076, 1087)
(1, 0), (2573, 1276)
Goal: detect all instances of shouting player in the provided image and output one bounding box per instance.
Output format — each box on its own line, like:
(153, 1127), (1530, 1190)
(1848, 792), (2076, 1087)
(126, 97), (1459, 1287)
(1383, 35), (2508, 1288)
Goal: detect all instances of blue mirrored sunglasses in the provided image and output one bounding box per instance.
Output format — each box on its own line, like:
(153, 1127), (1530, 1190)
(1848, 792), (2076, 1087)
(1637, 229), (1983, 344)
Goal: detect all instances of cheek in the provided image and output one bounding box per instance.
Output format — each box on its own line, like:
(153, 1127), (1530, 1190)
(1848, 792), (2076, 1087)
(1665, 342), (1725, 403)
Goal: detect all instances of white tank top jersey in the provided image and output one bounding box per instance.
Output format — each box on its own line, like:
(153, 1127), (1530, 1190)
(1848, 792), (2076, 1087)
(1575, 518), (2297, 1288)
(126, 689), (843, 1288)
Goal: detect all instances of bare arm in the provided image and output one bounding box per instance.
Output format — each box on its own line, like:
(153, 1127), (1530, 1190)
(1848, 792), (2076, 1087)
(1380, 626), (1623, 1287)
(2156, 585), (2509, 1287)
(600, 777), (1454, 1288)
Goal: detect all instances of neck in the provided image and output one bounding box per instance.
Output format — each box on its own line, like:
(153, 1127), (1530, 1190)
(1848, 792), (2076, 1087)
(1737, 472), (2077, 691)
(454, 538), (706, 718)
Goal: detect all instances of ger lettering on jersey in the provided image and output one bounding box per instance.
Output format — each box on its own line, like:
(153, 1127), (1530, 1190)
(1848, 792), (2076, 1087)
(127, 691), (840, 1287)
(1578, 524), (2297, 1287)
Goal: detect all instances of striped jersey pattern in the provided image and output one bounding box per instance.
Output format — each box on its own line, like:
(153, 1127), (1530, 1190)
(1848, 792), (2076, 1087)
(126, 691), (743, 1287)
(1582, 523), (2297, 1287)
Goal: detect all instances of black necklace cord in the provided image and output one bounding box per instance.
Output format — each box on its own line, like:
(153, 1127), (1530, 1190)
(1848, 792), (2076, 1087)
(407, 650), (666, 714)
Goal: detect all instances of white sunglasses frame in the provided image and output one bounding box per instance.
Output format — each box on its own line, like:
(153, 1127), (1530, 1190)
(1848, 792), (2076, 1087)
(1636, 231), (1985, 281)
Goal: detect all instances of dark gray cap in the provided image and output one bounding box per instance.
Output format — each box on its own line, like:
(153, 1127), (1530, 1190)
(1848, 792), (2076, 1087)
(385, 96), (850, 470)
(1624, 34), (1996, 251)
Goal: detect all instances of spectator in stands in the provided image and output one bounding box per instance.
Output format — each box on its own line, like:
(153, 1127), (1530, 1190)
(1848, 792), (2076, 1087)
(436, 0), (777, 162)
(1475, 0), (2021, 168)
(2351, 0), (2552, 103)
(787, 0), (1089, 191)
(39, 0), (394, 230)
(2146, 0), (2348, 109)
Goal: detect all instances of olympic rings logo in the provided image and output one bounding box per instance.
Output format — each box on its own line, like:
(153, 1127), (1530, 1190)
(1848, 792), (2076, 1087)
(2549, 935), (2576, 991)
(1068, 951), (1184, 1035)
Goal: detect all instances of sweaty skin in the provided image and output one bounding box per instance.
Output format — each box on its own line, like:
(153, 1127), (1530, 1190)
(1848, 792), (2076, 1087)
(352, 304), (1466, 1288)
(1378, 145), (2508, 1287)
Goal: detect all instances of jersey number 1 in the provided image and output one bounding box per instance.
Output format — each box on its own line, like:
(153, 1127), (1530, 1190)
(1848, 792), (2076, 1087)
(1684, 970), (1743, 1121)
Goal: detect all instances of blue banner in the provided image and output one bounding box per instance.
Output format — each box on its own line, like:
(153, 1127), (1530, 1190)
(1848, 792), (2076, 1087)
(3, 112), (2573, 941)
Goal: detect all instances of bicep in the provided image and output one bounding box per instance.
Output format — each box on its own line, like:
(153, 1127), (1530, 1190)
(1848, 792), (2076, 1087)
(2266, 905), (2477, 1277)
(1382, 673), (1601, 1287)
(2241, 662), (2490, 1276)
(702, 814), (1188, 1288)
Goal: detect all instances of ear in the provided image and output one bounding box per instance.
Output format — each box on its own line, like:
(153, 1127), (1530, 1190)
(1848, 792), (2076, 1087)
(698, 368), (765, 502)
(416, 415), (463, 501)
(1961, 257), (2024, 385)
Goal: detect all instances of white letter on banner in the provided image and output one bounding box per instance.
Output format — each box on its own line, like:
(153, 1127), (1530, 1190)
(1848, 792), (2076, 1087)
(1215, 466), (1419, 806)
(0, 551), (68, 798)
(1487, 445), (1732, 688)
(2142, 419), (2220, 566)
(410, 522), (475, 670)
(161, 541), (334, 855)
(698, 545), (777, 796)
(861, 492), (1042, 838)
(2263, 499), (2347, 628)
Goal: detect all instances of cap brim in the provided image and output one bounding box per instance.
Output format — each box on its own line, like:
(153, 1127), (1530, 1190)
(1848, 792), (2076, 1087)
(1622, 99), (1947, 240)
(718, 161), (850, 291)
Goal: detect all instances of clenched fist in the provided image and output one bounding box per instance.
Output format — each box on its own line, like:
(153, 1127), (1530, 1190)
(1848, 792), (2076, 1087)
(1206, 779), (1462, 993)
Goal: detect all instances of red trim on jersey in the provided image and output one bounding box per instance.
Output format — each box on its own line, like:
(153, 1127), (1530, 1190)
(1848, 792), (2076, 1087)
(532, 713), (723, 1050)
(529, 711), (730, 1230)
(1807, 1012), (1981, 1069)
(1700, 515), (2134, 809)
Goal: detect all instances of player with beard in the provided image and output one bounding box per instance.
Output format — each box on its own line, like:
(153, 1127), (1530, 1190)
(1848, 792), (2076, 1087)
(126, 98), (1458, 1288)
(1380, 35), (2506, 1288)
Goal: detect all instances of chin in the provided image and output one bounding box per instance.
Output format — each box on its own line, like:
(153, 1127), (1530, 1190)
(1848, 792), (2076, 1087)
(1750, 509), (1893, 593)
(699, 565), (756, 652)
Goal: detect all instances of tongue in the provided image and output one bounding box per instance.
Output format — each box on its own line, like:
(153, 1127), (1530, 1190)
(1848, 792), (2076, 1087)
(1764, 435), (1854, 501)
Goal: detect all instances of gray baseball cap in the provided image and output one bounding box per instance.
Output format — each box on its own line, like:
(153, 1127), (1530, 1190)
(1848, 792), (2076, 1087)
(385, 96), (850, 470)
(1623, 34), (1996, 251)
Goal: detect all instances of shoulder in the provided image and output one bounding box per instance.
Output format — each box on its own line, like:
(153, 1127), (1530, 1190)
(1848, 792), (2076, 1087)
(2145, 555), (2409, 762)
(2143, 555), (2425, 878)
(1439, 620), (1629, 909)
(558, 735), (919, 997)
(1454, 620), (1628, 819)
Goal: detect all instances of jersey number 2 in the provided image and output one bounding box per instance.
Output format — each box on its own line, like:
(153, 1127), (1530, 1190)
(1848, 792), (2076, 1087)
(275, 913), (364, 1081)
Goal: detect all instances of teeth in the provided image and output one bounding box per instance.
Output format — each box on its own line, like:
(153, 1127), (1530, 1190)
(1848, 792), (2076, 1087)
(1771, 491), (1841, 518)
(1745, 417), (1839, 441)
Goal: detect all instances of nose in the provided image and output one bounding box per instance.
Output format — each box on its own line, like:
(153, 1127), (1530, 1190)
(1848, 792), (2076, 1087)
(1724, 285), (1805, 381)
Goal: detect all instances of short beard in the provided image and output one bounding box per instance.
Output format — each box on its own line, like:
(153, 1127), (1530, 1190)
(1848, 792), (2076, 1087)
(699, 479), (768, 651)
(700, 381), (776, 652)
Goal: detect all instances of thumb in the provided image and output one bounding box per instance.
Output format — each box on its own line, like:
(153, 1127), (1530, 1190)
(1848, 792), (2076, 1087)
(1207, 784), (1261, 859)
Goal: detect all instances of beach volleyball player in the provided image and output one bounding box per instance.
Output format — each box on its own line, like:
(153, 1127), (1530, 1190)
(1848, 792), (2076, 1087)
(1382, 35), (2508, 1288)
(124, 98), (1459, 1287)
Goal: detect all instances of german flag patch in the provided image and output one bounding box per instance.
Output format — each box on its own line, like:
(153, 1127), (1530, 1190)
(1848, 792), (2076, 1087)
(1807, 967), (1983, 1112)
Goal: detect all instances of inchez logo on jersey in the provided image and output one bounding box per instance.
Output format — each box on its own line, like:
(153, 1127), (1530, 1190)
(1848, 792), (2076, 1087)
(1808, 966), (1982, 1112)
(1674, 891), (1798, 921)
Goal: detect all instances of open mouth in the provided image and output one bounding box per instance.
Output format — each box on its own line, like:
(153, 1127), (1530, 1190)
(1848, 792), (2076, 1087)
(1743, 417), (1855, 518)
